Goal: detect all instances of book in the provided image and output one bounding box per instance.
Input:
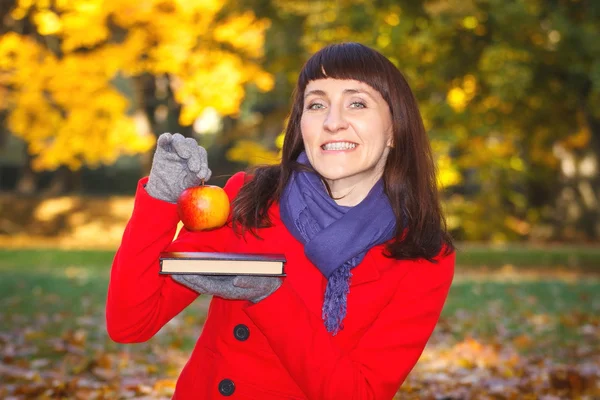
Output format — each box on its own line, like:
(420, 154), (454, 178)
(159, 252), (286, 276)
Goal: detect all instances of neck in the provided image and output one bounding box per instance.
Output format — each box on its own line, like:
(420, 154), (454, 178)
(325, 174), (380, 207)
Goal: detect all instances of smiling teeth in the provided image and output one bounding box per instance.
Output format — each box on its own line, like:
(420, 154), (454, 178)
(322, 142), (357, 151)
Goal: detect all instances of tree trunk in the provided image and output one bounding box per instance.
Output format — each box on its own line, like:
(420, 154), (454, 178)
(44, 166), (82, 195)
(0, 111), (8, 149)
(166, 75), (194, 138)
(579, 109), (600, 239)
(15, 149), (37, 195)
(132, 74), (159, 175)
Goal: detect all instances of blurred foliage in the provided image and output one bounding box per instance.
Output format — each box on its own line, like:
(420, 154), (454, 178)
(0, 0), (273, 170)
(243, 0), (600, 242)
(0, 0), (599, 242)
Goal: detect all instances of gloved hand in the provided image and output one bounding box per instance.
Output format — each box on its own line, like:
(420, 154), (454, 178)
(172, 274), (282, 303)
(145, 132), (212, 203)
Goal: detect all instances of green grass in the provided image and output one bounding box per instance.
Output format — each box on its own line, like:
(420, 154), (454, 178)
(454, 243), (600, 269)
(442, 279), (599, 352)
(0, 250), (111, 315)
(0, 248), (209, 377)
(0, 249), (115, 269)
(2, 244), (599, 269)
(0, 246), (598, 358)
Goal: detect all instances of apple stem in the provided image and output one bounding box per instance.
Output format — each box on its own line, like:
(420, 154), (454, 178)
(200, 179), (205, 186)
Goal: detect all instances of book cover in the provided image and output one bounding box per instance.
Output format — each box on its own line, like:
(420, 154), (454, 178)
(159, 251), (286, 276)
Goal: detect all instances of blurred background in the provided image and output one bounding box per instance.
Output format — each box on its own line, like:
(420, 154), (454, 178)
(0, 0), (598, 399)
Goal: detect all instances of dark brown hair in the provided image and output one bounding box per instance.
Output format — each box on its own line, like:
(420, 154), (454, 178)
(232, 42), (454, 261)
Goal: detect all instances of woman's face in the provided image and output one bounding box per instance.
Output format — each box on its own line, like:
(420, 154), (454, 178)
(300, 78), (393, 205)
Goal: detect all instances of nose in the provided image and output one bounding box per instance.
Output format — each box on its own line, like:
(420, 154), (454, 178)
(323, 106), (348, 133)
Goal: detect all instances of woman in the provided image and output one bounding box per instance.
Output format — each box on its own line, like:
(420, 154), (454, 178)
(106, 42), (455, 399)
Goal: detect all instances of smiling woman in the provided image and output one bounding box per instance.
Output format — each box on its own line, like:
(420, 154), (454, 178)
(107, 42), (455, 400)
(301, 79), (393, 205)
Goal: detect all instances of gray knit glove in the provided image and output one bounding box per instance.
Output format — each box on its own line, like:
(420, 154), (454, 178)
(145, 132), (211, 203)
(172, 274), (282, 303)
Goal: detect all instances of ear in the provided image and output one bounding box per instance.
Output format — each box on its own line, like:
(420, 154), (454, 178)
(386, 131), (394, 148)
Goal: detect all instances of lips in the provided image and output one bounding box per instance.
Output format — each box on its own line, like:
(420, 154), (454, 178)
(321, 141), (358, 151)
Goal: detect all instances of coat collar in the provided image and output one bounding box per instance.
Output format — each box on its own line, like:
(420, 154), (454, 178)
(349, 244), (390, 286)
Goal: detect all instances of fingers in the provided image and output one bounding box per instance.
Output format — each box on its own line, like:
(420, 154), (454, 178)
(232, 276), (252, 288)
(187, 145), (208, 173)
(160, 132), (210, 181)
(187, 154), (201, 172)
(172, 274), (199, 285)
(232, 276), (282, 303)
(201, 166), (212, 182)
(157, 132), (173, 150)
(182, 173), (202, 188)
(172, 274), (212, 294)
(206, 275), (233, 282)
(171, 274), (191, 286)
(171, 134), (198, 159)
(173, 274), (202, 287)
(233, 276), (265, 288)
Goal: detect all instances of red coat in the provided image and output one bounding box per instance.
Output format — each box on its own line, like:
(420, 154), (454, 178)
(106, 172), (455, 400)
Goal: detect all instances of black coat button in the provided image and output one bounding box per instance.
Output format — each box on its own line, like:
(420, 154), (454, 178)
(218, 379), (235, 396)
(233, 324), (250, 341)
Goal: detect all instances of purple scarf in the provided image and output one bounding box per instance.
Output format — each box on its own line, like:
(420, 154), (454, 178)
(280, 152), (397, 334)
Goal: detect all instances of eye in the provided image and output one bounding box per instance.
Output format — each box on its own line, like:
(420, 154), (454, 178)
(306, 102), (325, 110)
(349, 101), (367, 109)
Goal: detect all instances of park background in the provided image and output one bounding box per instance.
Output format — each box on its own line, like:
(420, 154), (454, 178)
(0, 0), (599, 398)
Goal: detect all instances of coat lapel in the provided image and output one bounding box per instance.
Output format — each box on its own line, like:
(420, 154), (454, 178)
(349, 244), (390, 286)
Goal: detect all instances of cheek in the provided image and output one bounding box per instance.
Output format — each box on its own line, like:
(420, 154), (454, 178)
(300, 117), (316, 142)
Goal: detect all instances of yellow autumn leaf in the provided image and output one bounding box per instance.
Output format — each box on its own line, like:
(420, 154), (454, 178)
(33, 10), (62, 35)
(1, 0), (272, 171)
(226, 140), (280, 166)
(447, 87), (467, 112)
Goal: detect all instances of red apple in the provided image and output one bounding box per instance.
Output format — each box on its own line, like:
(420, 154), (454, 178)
(177, 183), (230, 231)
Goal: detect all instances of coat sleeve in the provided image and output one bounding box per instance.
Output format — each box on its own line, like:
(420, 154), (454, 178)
(105, 172), (247, 343)
(243, 251), (455, 400)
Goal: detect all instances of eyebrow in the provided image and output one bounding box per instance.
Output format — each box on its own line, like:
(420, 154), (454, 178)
(304, 88), (375, 99)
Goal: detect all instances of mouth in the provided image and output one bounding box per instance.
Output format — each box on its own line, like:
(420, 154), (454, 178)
(321, 141), (358, 151)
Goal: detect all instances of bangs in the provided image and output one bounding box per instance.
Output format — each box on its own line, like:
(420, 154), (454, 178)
(298, 43), (391, 103)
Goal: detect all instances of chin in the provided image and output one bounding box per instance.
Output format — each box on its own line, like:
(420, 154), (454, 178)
(316, 169), (354, 183)
(310, 157), (358, 182)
